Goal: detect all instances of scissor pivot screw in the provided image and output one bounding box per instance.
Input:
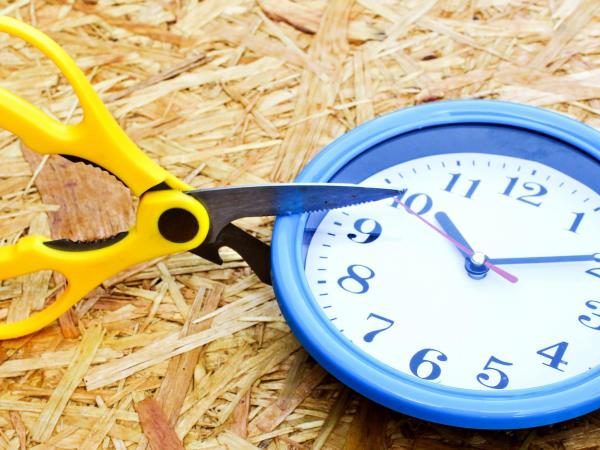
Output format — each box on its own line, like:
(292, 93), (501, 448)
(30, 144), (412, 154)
(158, 208), (199, 243)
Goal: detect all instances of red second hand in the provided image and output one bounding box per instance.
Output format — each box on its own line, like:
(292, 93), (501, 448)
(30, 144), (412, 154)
(394, 199), (518, 284)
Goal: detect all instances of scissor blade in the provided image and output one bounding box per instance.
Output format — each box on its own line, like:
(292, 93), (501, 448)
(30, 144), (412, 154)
(192, 224), (272, 284)
(188, 183), (401, 243)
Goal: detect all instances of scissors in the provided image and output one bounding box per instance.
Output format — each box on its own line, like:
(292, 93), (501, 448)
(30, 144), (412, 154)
(0, 17), (398, 340)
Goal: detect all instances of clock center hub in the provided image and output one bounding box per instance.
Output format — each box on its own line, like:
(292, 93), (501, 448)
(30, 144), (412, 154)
(465, 251), (489, 280)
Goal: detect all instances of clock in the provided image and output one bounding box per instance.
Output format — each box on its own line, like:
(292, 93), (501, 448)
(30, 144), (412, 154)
(271, 100), (600, 429)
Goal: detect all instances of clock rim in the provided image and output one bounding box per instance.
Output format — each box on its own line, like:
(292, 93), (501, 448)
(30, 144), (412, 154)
(271, 99), (600, 429)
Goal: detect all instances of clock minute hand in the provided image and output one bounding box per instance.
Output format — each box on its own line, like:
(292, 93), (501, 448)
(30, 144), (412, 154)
(488, 253), (599, 265)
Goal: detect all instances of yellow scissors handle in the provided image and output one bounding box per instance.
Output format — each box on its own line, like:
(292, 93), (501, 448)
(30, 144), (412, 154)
(0, 16), (188, 195)
(0, 191), (209, 339)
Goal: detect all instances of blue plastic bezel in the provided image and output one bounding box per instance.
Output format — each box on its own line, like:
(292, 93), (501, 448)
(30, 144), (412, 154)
(271, 100), (600, 429)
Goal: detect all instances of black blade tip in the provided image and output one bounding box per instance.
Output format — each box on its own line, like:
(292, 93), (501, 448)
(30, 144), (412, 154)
(362, 187), (406, 200)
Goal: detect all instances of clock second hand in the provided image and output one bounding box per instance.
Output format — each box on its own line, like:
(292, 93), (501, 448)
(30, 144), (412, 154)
(394, 199), (519, 284)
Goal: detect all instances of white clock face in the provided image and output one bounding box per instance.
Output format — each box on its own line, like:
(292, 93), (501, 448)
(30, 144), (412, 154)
(305, 153), (600, 391)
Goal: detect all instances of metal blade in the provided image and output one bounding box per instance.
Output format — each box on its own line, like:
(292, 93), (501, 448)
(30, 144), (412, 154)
(188, 183), (401, 243)
(192, 224), (272, 285)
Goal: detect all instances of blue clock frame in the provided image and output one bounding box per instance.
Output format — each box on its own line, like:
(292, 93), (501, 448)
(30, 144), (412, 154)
(271, 100), (600, 429)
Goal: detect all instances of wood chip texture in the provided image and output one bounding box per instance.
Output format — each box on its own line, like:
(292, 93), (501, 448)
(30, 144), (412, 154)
(0, 1), (599, 449)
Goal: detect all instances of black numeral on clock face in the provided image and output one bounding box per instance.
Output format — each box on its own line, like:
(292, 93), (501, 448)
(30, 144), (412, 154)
(348, 219), (382, 244)
(337, 265), (375, 294)
(568, 207), (600, 233)
(501, 177), (548, 207)
(444, 173), (481, 199)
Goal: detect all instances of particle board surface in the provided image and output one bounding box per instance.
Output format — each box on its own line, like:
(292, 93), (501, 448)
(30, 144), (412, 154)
(0, 1), (600, 449)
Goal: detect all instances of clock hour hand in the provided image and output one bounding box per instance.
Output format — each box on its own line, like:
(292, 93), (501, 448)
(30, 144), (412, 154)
(434, 211), (474, 259)
(394, 198), (518, 284)
(488, 253), (600, 265)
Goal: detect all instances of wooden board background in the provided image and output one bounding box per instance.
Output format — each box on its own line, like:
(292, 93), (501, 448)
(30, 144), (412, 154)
(1, 0), (600, 448)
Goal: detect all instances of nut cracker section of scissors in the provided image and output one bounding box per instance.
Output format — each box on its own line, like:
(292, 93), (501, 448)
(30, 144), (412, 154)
(0, 17), (399, 340)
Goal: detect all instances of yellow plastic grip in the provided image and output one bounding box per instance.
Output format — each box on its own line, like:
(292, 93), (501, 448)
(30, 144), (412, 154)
(0, 16), (188, 195)
(0, 191), (209, 339)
